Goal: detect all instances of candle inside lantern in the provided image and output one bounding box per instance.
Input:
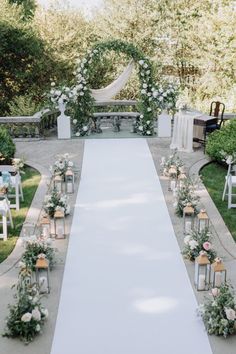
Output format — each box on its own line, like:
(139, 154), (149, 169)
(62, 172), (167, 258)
(67, 183), (73, 193)
(185, 221), (192, 234)
(57, 226), (63, 238)
(214, 272), (222, 287)
(56, 184), (62, 193)
(198, 274), (205, 291)
(42, 225), (49, 238)
(170, 180), (176, 191)
(199, 220), (205, 232)
(39, 276), (48, 293)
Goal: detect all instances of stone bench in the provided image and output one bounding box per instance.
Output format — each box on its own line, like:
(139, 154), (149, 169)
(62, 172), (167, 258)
(92, 112), (140, 132)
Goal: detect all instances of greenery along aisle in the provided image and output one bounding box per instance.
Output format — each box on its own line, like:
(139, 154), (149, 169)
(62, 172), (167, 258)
(0, 166), (41, 263)
(50, 40), (178, 136)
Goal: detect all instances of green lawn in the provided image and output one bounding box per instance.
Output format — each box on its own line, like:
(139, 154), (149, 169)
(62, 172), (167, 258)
(201, 162), (236, 242)
(0, 166), (41, 263)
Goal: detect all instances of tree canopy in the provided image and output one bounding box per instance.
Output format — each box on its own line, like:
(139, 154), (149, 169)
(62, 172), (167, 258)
(0, 0), (235, 115)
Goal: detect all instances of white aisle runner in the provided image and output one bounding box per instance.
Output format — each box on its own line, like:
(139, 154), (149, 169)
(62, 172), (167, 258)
(50, 139), (212, 354)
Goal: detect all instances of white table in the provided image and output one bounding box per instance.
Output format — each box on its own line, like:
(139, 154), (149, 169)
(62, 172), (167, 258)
(170, 110), (217, 152)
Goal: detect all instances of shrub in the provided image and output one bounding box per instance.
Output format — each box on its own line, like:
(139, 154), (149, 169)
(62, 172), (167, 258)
(206, 120), (236, 161)
(0, 127), (16, 164)
(8, 94), (44, 116)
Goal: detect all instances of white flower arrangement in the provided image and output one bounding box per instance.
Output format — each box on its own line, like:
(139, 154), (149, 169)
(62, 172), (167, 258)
(199, 283), (236, 338)
(220, 150), (236, 165)
(22, 239), (56, 271)
(3, 270), (49, 343)
(44, 189), (70, 218)
(49, 83), (76, 107)
(182, 229), (217, 262)
(174, 176), (200, 216)
(12, 157), (25, 174)
(160, 150), (184, 177)
(50, 153), (74, 177)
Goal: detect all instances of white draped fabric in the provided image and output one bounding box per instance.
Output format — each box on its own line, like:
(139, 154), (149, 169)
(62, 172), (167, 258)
(170, 110), (213, 153)
(91, 61), (134, 102)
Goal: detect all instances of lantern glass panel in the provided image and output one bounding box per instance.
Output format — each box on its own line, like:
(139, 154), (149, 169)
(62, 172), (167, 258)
(22, 222), (36, 238)
(66, 175), (74, 194)
(194, 257), (211, 291)
(54, 176), (63, 193)
(54, 215), (65, 239)
(35, 259), (50, 293)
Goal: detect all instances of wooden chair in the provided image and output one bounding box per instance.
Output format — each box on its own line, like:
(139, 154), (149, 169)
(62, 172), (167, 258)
(206, 101), (225, 133)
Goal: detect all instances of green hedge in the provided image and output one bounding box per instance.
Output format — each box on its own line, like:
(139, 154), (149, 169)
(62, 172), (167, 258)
(206, 120), (236, 161)
(0, 127), (16, 164)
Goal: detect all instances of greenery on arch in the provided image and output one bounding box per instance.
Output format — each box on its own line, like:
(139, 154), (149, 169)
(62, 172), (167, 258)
(72, 40), (177, 136)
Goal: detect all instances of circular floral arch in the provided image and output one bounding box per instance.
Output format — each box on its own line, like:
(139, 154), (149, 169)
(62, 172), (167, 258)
(71, 40), (177, 136)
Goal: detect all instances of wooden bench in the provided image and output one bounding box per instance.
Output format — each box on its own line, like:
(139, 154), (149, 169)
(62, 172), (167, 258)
(92, 112), (140, 132)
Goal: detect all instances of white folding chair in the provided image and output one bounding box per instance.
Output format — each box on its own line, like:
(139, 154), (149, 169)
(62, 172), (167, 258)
(0, 166), (24, 210)
(222, 163), (236, 208)
(0, 198), (14, 241)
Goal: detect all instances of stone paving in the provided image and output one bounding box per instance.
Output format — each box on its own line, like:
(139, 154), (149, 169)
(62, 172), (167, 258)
(0, 137), (235, 354)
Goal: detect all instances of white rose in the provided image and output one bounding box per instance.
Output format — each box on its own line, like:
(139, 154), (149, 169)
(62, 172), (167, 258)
(146, 120), (150, 125)
(83, 126), (88, 132)
(21, 313), (32, 322)
(138, 126), (143, 131)
(147, 107), (152, 112)
(36, 324), (41, 332)
(41, 308), (49, 319)
(225, 308), (236, 321)
(189, 240), (198, 250)
(141, 89), (146, 94)
(32, 308), (41, 321)
(32, 296), (39, 305)
(143, 83), (147, 89)
(18, 261), (26, 268)
(144, 63), (148, 68)
(73, 119), (77, 124)
(75, 132), (80, 137)
(184, 235), (191, 245)
(138, 60), (144, 65)
(51, 82), (55, 87)
(146, 130), (151, 135)
(140, 115), (144, 119)
(80, 92), (84, 96)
